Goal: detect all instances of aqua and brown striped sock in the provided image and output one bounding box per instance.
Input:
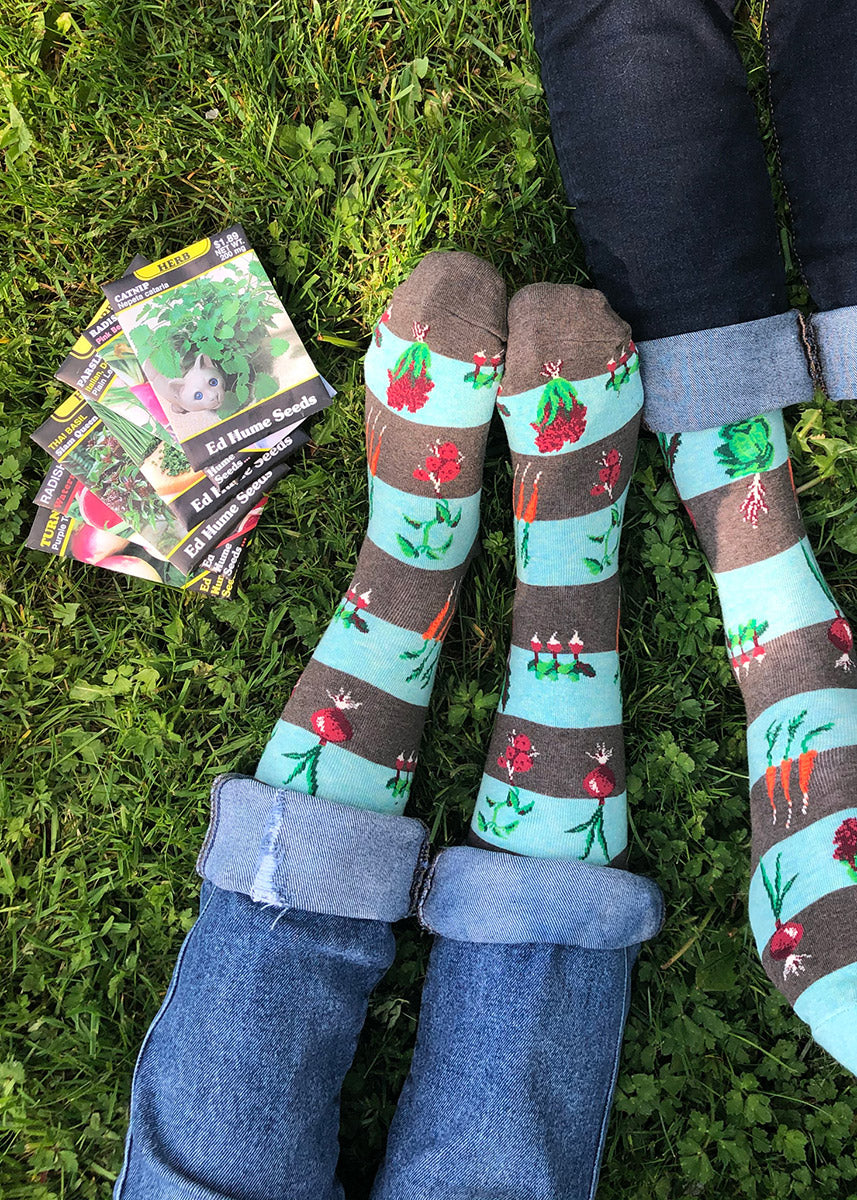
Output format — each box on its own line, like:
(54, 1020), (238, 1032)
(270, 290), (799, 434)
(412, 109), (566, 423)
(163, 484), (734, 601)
(661, 412), (857, 1073)
(470, 284), (643, 864)
(256, 252), (507, 814)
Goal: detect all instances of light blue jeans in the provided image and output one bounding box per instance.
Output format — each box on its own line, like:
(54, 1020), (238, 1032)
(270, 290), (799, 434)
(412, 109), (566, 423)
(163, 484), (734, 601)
(114, 774), (664, 1200)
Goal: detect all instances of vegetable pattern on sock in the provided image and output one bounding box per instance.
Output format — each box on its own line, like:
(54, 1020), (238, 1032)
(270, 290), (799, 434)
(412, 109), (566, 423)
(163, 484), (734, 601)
(661, 408), (857, 1074)
(256, 253), (507, 814)
(470, 284), (643, 863)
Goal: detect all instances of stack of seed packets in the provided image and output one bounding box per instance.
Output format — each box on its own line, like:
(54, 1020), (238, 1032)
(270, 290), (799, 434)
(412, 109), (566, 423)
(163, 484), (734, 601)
(27, 226), (334, 594)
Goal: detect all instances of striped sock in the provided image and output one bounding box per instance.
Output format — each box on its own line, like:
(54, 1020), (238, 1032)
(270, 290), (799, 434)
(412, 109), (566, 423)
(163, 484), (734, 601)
(661, 412), (857, 1072)
(256, 252), (507, 813)
(469, 284), (643, 863)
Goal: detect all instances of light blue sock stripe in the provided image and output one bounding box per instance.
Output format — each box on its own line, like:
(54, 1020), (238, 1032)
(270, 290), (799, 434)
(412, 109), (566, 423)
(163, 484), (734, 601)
(501, 646), (621, 729)
(256, 720), (408, 815)
(365, 328), (500, 427)
(516, 484), (630, 587)
(793, 963), (857, 1073)
(473, 778), (627, 862)
(669, 409), (789, 499)
(748, 813), (857, 952)
(715, 539), (837, 642)
(368, 475), (480, 569)
(311, 608), (438, 706)
(501, 373), (643, 457)
(746, 688), (857, 786)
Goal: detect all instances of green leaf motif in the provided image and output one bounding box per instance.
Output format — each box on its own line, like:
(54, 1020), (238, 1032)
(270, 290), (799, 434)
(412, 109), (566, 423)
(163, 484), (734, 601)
(396, 534), (418, 558)
(583, 557), (603, 575)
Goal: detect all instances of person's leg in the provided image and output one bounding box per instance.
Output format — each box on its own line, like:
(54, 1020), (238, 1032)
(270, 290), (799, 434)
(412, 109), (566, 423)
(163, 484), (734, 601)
(257, 252), (507, 812)
(114, 253), (508, 1198)
(762, 1), (857, 398)
(529, 0), (815, 430)
(655, 416), (857, 1074)
(467, 284), (641, 863)
(372, 287), (664, 1200)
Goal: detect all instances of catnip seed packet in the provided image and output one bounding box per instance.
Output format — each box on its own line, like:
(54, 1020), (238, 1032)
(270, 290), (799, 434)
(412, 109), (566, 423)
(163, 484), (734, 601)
(102, 225), (332, 470)
(25, 502), (261, 597)
(31, 396), (286, 575)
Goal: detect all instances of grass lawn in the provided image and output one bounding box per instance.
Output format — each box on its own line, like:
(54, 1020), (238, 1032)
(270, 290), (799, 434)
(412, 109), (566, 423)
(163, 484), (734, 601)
(2, 1), (857, 1196)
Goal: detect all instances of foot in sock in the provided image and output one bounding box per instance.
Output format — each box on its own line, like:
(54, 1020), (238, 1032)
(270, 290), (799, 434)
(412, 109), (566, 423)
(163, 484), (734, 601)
(256, 252), (507, 813)
(469, 284), (643, 863)
(660, 413), (857, 1072)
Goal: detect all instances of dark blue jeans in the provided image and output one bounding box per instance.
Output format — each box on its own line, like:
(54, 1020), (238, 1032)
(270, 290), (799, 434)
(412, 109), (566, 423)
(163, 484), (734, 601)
(531, 0), (857, 428)
(114, 775), (664, 1200)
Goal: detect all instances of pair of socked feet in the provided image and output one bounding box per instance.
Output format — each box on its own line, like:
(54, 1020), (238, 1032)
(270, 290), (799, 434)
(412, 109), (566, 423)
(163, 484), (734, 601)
(256, 251), (857, 1074)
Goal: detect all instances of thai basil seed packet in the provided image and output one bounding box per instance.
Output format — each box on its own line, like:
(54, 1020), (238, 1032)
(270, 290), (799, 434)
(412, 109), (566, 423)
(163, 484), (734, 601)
(25, 502), (259, 597)
(31, 395), (285, 575)
(101, 225), (332, 470)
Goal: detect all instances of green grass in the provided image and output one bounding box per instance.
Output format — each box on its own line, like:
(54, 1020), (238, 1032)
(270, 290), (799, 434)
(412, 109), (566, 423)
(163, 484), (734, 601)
(2, 1), (857, 1196)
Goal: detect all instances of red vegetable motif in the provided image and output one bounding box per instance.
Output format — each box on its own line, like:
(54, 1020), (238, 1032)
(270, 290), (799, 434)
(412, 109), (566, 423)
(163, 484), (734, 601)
(413, 441), (462, 495)
(374, 304), (392, 347)
(531, 360), (587, 453)
(497, 731), (539, 782)
(833, 818), (857, 880)
(566, 745), (616, 861)
(760, 852), (811, 980)
(605, 341), (638, 392)
(590, 447), (623, 500)
(387, 322), (434, 412)
(828, 615), (854, 672)
(281, 689), (361, 794)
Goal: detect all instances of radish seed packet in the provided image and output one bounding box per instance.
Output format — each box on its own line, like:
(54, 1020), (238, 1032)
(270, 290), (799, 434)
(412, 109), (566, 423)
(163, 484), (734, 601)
(102, 225), (332, 470)
(25, 503), (258, 597)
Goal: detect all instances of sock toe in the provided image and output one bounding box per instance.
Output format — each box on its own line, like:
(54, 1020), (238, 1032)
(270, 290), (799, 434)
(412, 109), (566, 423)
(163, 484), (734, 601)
(504, 283), (632, 393)
(387, 251), (507, 355)
(793, 962), (857, 1075)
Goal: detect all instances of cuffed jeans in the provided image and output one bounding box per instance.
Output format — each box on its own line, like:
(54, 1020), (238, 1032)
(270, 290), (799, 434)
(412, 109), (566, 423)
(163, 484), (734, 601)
(531, 0), (857, 429)
(114, 775), (663, 1200)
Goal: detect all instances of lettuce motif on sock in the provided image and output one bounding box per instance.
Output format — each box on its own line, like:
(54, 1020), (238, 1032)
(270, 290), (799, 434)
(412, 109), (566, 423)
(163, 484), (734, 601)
(256, 252), (507, 813)
(660, 410), (857, 1073)
(469, 284), (643, 863)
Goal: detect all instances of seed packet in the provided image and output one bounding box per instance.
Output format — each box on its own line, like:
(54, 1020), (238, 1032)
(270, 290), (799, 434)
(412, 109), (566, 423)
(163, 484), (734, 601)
(34, 461), (155, 547)
(101, 225), (332, 469)
(59, 299), (308, 514)
(25, 502), (260, 597)
(31, 395), (285, 575)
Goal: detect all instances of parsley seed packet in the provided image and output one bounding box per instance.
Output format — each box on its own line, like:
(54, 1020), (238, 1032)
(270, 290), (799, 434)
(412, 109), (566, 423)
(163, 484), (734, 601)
(101, 226), (332, 470)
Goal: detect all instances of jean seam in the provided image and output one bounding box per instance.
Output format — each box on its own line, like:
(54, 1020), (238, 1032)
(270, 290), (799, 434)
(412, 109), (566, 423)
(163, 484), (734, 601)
(194, 773), (227, 879)
(114, 883), (221, 1197)
(586, 944), (632, 1200)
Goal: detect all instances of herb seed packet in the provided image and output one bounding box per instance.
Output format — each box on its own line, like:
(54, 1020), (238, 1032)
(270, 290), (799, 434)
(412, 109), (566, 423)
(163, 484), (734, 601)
(26, 503), (260, 597)
(31, 395), (286, 575)
(62, 295), (308, 507)
(102, 225), (332, 470)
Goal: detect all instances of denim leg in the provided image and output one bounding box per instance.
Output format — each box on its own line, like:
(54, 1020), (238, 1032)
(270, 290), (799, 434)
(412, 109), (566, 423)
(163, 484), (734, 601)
(529, 0), (815, 431)
(372, 848), (664, 1200)
(115, 774), (429, 1200)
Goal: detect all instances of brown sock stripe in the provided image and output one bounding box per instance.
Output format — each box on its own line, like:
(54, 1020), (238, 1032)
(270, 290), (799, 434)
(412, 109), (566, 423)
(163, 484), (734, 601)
(502, 283), (633, 395)
(508, 412), (641, 522)
(735, 620), (857, 726)
(344, 536), (466, 635)
(385, 251), (507, 360)
(750, 746), (857, 867)
(510, 575), (620, 656)
(760, 885), (857, 1003)
(365, 392), (491, 499)
(686, 462), (803, 573)
(282, 660), (429, 768)
(484, 711), (625, 799)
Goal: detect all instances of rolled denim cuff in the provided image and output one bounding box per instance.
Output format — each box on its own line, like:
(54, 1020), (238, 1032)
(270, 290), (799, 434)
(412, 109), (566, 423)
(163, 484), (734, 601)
(416, 845), (664, 948)
(637, 310), (814, 432)
(810, 305), (857, 400)
(196, 773), (429, 923)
